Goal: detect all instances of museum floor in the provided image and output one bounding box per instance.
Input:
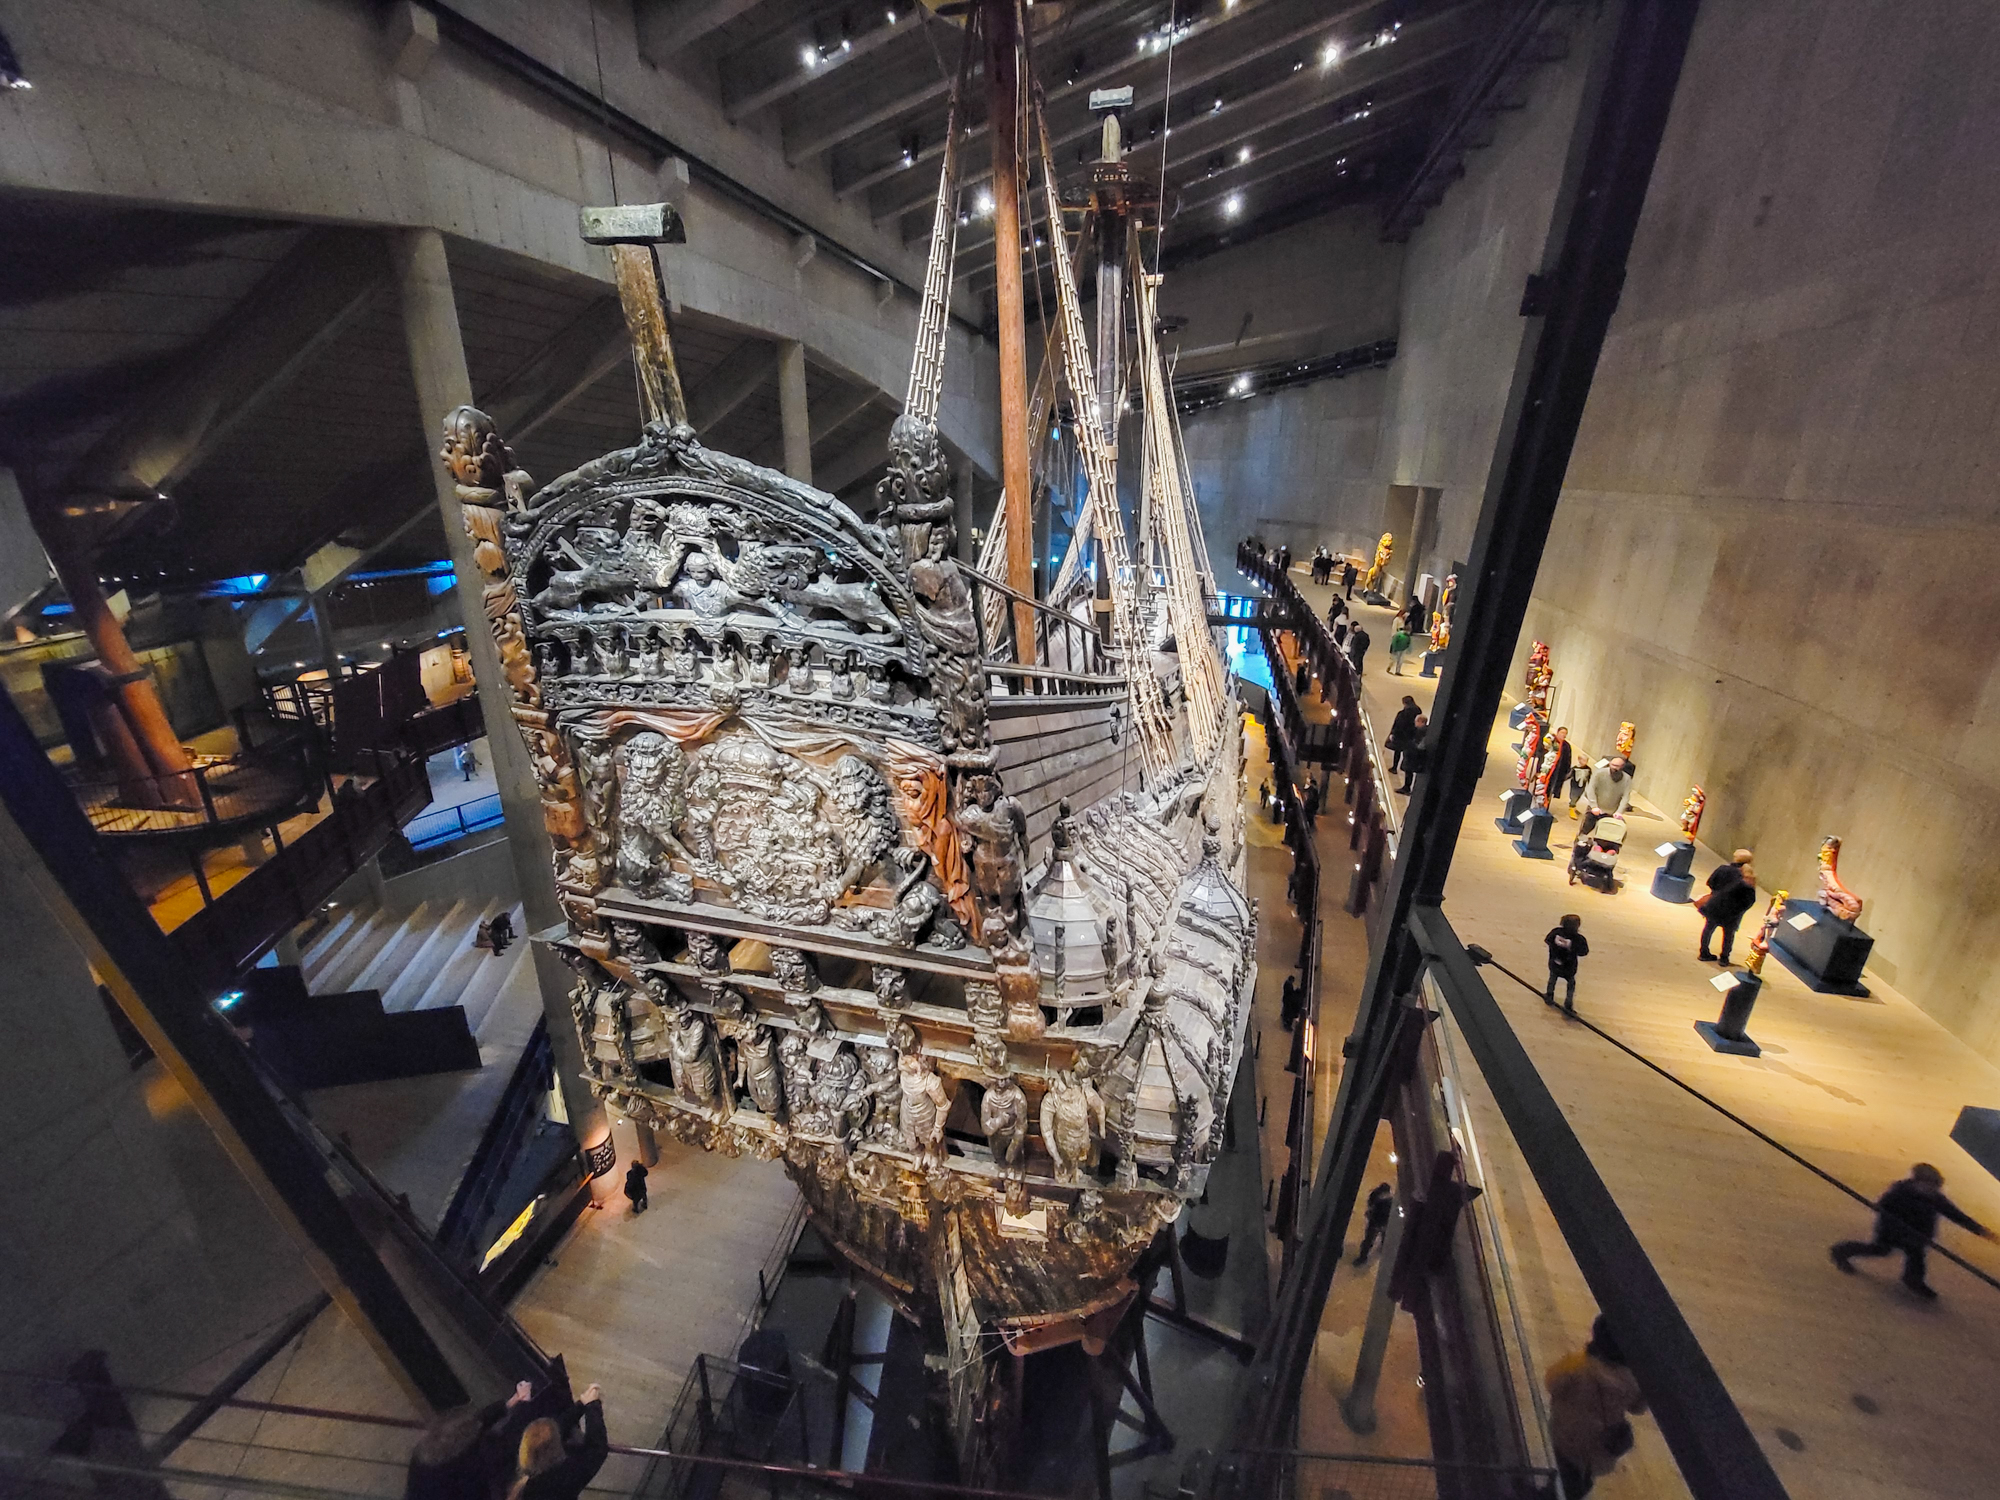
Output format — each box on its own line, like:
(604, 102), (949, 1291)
(1287, 568), (2000, 1500)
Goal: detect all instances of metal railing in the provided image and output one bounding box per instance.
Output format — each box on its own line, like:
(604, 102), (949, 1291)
(406, 791), (505, 850)
(70, 733), (323, 838)
(435, 1018), (554, 1263)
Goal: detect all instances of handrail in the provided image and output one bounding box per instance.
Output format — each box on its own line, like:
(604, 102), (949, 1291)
(69, 733), (322, 839)
(435, 1017), (554, 1261)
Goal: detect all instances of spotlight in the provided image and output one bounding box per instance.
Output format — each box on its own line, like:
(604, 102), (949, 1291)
(1238, 145), (1252, 164)
(976, 189), (995, 216)
(1322, 40), (1342, 68)
(1223, 191), (1243, 219)
(801, 45), (817, 68)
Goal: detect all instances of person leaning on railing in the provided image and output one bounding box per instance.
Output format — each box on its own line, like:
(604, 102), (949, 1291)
(501, 1383), (608, 1500)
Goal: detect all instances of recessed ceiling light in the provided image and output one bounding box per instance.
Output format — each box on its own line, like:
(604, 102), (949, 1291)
(1224, 192), (1243, 218)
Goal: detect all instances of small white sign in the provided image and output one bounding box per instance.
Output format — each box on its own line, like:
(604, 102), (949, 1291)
(1655, 842), (1678, 857)
(1710, 972), (1740, 991)
(1787, 912), (1817, 931)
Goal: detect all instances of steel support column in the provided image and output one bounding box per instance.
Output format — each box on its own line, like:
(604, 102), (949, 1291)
(1235, 0), (1714, 1473)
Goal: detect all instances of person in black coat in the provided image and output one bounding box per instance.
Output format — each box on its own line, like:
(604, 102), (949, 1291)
(623, 1159), (649, 1215)
(1302, 779), (1321, 824)
(1396, 715), (1427, 795)
(1386, 696), (1420, 772)
(1347, 625), (1371, 675)
(1355, 1183), (1395, 1264)
(1341, 558), (1358, 598)
(1832, 1164), (1996, 1298)
(1326, 595), (1347, 628)
(504, 1387), (609, 1500)
(1696, 850), (1759, 963)
(1543, 914), (1590, 1012)
(405, 1382), (534, 1500)
(1294, 658), (1311, 694)
(1280, 973), (1303, 1030)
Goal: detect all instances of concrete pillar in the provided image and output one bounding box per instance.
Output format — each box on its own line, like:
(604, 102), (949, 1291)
(310, 594), (342, 678)
(1340, 1196), (1406, 1433)
(1405, 488), (1435, 606)
(391, 227), (607, 1151)
(777, 340), (811, 484)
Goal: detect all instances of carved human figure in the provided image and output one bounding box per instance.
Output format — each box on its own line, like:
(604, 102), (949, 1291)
(981, 1071), (1029, 1169)
(615, 732), (696, 892)
(1039, 1059), (1105, 1184)
(684, 929), (730, 975)
(670, 1009), (725, 1112)
(813, 1045), (873, 1145)
(1743, 889), (1791, 977)
(784, 644), (815, 695)
(1680, 785), (1706, 838)
(737, 1025), (786, 1120)
(778, 1033), (816, 1125)
(829, 652), (856, 700)
(898, 1049), (950, 1160)
(575, 735), (618, 857)
(859, 1046), (903, 1145)
(635, 629), (664, 679)
(609, 919), (660, 966)
(669, 632), (700, 682)
(602, 627), (630, 679)
(872, 965), (909, 1010)
(1817, 837), (1864, 924)
(955, 775), (1029, 951)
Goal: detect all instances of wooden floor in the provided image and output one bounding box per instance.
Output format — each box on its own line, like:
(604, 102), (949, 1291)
(1288, 568), (2000, 1500)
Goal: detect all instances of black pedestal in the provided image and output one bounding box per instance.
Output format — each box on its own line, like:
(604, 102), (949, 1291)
(1950, 1106), (2000, 1186)
(1769, 899), (1874, 997)
(1495, 788), (1530, 832)
(1695, 973), (1763, 1056)
(1514, 808), (1554, 859)
(1651, 840), (1696, 903)
(1508, 703), (1529, 730)
(1420, 651), (1441, 678)
(1360, 588), (1393, 607)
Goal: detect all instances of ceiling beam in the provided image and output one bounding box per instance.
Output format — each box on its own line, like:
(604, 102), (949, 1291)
(784, 57), (963, 167)
(723, 7), (926, 122)
(1175, 116), (1416, 214)
(482, 296), (634, 441)
(636, 0), (771, 62)
(63, 228), (390, 506)
(688, 338), (778, 434)
(747, 381), (880, 470)
(828, 0), (1191, 199)
(816, 419), (896, 496)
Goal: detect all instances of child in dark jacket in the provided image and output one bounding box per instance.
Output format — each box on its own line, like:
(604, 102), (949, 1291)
(1544, 915), (1589, 1013)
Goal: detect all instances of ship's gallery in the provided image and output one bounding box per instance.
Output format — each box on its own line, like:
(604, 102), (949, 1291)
(1, 2), (1996, 1498)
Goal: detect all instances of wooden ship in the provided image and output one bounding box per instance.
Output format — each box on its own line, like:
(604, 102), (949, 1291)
(433, 3), (1253, 1472)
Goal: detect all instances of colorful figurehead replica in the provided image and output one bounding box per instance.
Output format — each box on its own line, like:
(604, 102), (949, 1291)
(1516, 712), (1546, 789)
(1428, 573), (1457, 654)
(1525, 641), (1553, 717)
(1743, 890), (1789, 977)
(1615, 721), (1637, 759)
(1532, 729), (1567, 808)
(1817, 836), (1864, 924)
(1362, 532), (1394, 593)
(1680, 785), (1706, 838)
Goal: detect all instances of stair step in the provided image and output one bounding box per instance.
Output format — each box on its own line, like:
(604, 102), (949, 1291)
(353, 903), (437, 993)
(301, 906), (364, 979)
(317, 909), (399, 994)
(471, 940), (538, 1046)
(382, 900), (479, 1012)
(413, 898), (505, 1013)
(457, 911), (526, 1037)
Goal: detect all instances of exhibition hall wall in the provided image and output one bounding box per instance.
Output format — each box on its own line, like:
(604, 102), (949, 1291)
(1180, 4), (1602, 590)
(1519, 0), (2000, 1062)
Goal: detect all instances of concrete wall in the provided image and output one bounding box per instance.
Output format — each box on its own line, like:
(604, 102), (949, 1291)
(1518, 0), (2000, 1061)
(0, 0), (1001, 478)
(382, 828), (520, 918)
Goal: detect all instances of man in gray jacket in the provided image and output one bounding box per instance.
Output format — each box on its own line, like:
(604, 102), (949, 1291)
(1575, 755), (1633, 845)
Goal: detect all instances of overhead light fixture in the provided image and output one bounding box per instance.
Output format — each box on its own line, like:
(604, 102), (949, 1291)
(1231, 374), (1251, 396)
(975, 189), (995, 216)
(1322, 40), (1342, 68)
(886, 8), (897, 21)
(1224, 192), (1243, 219)
(1238, 145), (1252, 164)
(801, 45), (818, 68)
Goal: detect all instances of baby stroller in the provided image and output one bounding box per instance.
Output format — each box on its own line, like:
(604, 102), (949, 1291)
(1568, 815), (1626, 892)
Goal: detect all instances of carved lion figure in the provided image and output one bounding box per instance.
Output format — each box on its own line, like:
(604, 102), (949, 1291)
(615, 732), (695, 894)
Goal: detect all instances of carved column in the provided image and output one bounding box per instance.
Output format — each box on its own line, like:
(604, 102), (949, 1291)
(391, 227), (607, 1154)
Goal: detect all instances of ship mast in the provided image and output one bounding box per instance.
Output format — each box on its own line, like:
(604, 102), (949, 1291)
(982, 0), (1037, 659)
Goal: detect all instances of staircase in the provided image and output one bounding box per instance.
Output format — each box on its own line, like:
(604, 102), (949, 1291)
(301, 895), (528, 1044)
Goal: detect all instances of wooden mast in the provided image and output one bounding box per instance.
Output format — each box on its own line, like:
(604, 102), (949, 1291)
(983, 0), (1036, 663)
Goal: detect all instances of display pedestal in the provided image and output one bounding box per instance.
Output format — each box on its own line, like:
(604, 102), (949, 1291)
(1514, 808), (1554, 859)
(1420, 650), (1441, 679)
(1508, 703), (1529, 730)
(1769, 899), (1873, 997)
(1651, 840), (1696, 903)
(1695, 972), (1763, 1056)
(1950, 1107), (2000, 1186)
(1495, 789), (1530, 833)
(1360, 588), (1393, 607)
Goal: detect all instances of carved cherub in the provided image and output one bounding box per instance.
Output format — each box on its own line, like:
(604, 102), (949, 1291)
(1039, 1058), (1105, 1185)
